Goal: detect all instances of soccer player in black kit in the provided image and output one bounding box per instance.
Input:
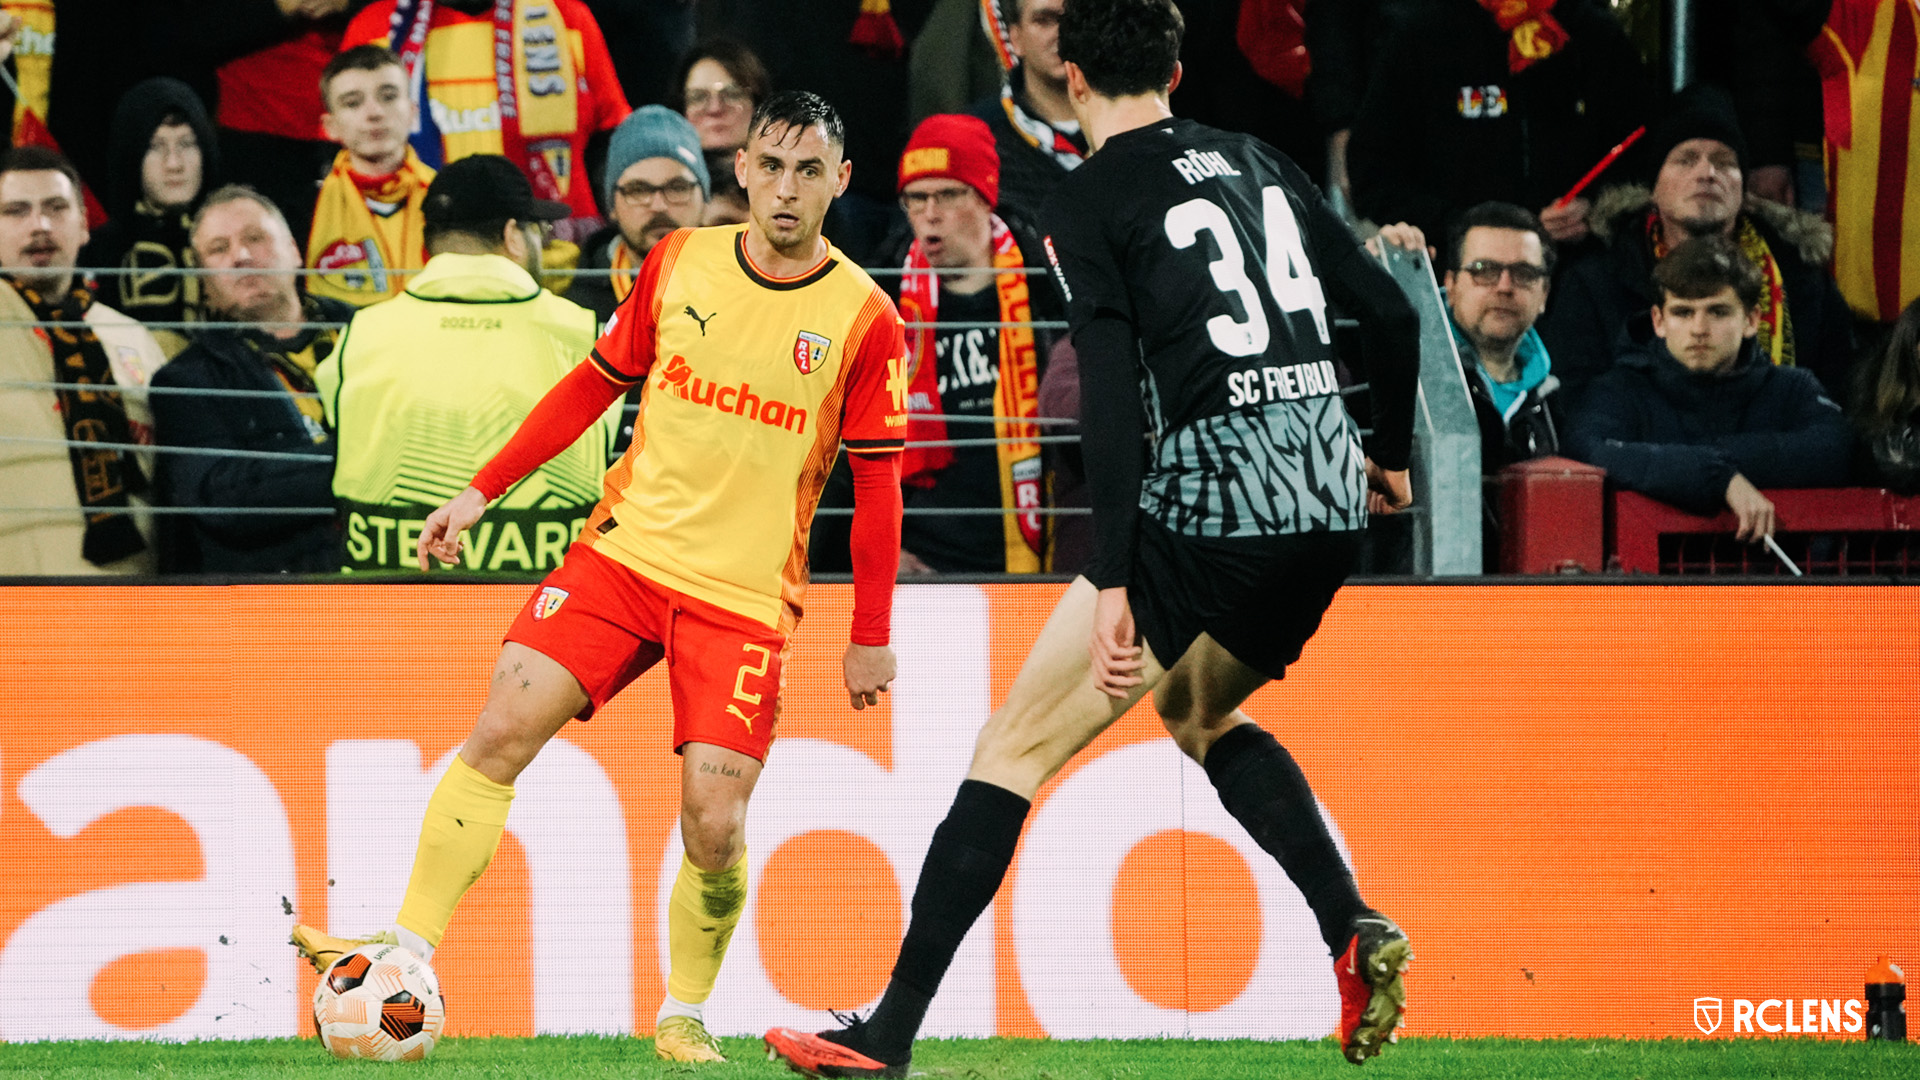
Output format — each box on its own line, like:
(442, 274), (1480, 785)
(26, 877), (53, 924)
(766, 0), (1421, 1073)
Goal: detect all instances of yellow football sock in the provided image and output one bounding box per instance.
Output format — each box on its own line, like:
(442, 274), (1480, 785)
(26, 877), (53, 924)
(394, 755), (515, 948)
(665, 850), (748, 1004)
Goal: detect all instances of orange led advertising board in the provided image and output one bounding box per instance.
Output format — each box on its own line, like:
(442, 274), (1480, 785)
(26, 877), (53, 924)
(0, 583), (1913, 1043)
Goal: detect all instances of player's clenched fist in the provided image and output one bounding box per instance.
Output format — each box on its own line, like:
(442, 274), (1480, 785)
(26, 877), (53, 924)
(843, 643), (897, 710)
(417, 486), (490, 571)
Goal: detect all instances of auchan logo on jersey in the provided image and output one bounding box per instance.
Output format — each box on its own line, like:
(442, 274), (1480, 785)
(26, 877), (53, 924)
(654, 354), (809, 435)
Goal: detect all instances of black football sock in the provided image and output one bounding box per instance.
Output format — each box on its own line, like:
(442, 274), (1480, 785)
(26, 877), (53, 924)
(1203, 723), (1368, 957)
(830, 779), (1030, 1062)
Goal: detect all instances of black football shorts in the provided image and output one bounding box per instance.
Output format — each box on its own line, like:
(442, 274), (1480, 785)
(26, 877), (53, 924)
(1128, 517), (1360, 681)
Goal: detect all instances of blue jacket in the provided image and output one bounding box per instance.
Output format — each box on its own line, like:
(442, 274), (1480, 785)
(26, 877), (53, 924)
(1565, 324), (1851, 515)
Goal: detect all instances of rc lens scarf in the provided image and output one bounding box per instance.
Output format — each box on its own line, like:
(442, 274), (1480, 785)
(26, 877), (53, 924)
(898, 214), (1044, 570)
(1478, 0), (1569, 73)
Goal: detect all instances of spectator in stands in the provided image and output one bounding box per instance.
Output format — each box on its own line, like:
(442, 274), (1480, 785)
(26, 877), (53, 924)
(343, 0), (633, 242)
(1345, 0), (1652, 245)
(210, 0), (353, 251)
(889, 114), (1058, 573)
(1443, 204), (1565, 467)
(307, 45), (436, 308)
(151, 186), (347, 574)
(671, 38), (771, 154)
(1566, 236), (1850, 542)
(1810, 0), (1920, 325)
(966, 0), (1085, 224)
(570, 106), (708, 326)
(80, 78), (219, 359)
(1540, 85), (1855, 403)
(703, 152), (750, 226)
(1852, 296), (1920, 495)
(318, 155), (618, 573)
(0, 146), (165, 574)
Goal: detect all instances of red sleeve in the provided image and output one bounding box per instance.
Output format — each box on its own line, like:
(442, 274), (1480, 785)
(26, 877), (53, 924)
(567, 0), (633, 132)
(588, 229), (685, 382)
(471, 360), (626, 501)
(343, 2), (395, 48)
(848, 452), (902, 646)
(840, 288), (909, 456)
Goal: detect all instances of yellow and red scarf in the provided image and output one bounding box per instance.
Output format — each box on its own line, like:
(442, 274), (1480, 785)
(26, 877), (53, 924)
(899, 214), (1044, 571)
(1649, 212), (1796, 369)
(390, 0), (582, 203)
(307, 148), (436, 306)
(1478, 0), (1570, 73)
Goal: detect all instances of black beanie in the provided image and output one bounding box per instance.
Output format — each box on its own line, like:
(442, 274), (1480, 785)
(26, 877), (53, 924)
(1642, 83), (1748, 183)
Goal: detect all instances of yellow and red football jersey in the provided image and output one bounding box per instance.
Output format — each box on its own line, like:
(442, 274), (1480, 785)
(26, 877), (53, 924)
(581, 225), (908, 630)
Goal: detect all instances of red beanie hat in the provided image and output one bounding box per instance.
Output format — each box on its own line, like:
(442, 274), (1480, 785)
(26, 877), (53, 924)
(897, 113), (1000, 208)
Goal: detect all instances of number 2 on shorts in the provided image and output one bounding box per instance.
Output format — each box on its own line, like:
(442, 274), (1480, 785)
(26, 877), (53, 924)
(732, 643), (772, 705)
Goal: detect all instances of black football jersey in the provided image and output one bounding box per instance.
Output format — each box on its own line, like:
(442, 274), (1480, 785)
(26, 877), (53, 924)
(1041, 117), (1417, 586)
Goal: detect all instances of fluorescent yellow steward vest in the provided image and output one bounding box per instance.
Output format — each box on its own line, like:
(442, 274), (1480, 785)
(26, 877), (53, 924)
(319, 253), (620, 572)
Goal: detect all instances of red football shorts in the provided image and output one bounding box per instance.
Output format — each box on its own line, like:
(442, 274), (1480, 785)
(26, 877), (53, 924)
(503, 543), (788, 761)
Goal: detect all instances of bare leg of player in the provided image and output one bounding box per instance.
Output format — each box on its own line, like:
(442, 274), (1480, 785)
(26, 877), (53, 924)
(766, 578), (1165, 1077)
(655, 741), (764, 1062)
(292, 643), (586, 971)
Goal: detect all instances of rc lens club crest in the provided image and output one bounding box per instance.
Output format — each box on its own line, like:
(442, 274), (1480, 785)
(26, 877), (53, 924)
(793, 331), (831, 374)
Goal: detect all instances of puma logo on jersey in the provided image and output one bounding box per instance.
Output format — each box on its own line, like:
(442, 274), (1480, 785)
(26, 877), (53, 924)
(726, 703), (758, 732)
(1171, 149), (1242, 185)
(685, 305), (716, 335)
(654, 353), (810, 434)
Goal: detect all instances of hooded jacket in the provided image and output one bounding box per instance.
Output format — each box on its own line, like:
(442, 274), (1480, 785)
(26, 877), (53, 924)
(1538, 184), (1856, 405)
(150, 294), (352, 574)
(79, 77), (223, 353)
(1564, 326), (1851, 515)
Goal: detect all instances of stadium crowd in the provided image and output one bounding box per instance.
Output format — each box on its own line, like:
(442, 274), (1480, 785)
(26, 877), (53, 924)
(0, 0), (1916, 576)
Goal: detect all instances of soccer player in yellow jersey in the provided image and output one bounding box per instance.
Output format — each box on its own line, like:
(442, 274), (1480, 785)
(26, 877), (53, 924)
(291, 92), (910, 1063)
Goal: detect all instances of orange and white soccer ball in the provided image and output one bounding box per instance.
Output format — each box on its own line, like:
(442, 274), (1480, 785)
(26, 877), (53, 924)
(312, 943), (446, 1061)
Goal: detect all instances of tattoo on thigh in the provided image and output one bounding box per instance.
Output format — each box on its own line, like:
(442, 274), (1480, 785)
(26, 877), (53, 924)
(697, 761), (744, 779)
(519, 679), (532, 691)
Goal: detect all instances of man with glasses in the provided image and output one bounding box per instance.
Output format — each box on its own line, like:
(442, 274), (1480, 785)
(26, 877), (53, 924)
(890, 113), (1061, 574)
(572, 106), (711, 327)
(318, 154), (620, 573)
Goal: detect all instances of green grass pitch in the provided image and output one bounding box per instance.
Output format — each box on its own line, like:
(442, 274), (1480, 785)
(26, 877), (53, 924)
(0, 1035), (1913, 1078)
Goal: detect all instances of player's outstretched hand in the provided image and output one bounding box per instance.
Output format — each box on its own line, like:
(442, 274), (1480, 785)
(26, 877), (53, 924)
(844, 642), (896, 710)
(417, 486), (489, 571)
(1090, 586), (1144, 699)
(1365, 458), (1413, 515)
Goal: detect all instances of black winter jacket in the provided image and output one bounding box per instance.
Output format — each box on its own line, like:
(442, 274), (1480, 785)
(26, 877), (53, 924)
(1539, 185), (1856, 405)
(1565, 329), (1851, 515)
(150, 297), (353, 573)
(1346, 0), (1652, 241)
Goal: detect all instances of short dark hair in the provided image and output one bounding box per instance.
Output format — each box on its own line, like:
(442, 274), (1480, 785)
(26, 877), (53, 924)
(1057, 0), (1182, 98)
(669, 38), (771, 114)
(1447, 201), (1558, 275)
(1652, 235), (1764, 311)
(748, 90), (845, 151)
(0, 145), (84, 199)
(321, 44), (404, 108)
